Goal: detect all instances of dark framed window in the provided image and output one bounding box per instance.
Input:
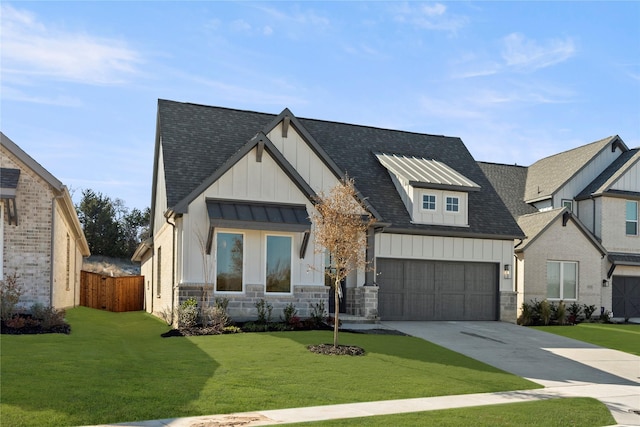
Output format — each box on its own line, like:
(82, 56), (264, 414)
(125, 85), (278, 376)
(266, 235), (292, 293)
(216, 232), (244, 292)
(626, 201), (638, 236)
(446, 196), (459, 212)
(422, 194), (436, 211)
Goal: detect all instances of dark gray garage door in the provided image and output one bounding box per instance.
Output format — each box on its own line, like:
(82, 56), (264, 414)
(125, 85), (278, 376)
(377, 259), (498, 321)
(612, 276), (640, 318)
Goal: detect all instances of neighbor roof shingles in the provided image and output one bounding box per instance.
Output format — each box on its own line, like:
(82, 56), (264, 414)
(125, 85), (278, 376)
(157, 100), (523, 238)
(478, 162), (538, 219)
(576, 148), (640, 200)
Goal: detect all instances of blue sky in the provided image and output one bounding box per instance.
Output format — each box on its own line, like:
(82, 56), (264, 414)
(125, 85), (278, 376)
(2, 1), (639, 211)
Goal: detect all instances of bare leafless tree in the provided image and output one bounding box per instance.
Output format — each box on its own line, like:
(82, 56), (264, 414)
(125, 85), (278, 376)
(311, 176), (375, 347)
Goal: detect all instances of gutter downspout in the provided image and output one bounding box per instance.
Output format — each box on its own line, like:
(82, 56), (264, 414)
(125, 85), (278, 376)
(165, 211), (176, 325)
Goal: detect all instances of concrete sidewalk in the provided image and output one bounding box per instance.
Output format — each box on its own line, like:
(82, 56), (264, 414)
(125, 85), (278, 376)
(89, 321), (640, 427)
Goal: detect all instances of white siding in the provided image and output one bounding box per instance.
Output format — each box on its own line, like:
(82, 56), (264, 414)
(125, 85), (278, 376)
(153, 143), (168, 236)
(611, 161), (640, 192)
(267, 123), (341, 195)
(375, 233), (515, 291)
(412, 189), (469, 226)
(181, 148), (325, 288)
(553, 145), (622, 208)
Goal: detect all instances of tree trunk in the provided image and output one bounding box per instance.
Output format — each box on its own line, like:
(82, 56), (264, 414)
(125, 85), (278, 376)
(333, 278), (340, 348)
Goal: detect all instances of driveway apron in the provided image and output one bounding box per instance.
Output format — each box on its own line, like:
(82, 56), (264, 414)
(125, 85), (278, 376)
(381, 321), (640, 425)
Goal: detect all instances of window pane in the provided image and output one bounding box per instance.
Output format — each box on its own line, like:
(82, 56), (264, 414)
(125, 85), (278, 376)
(562, 263), (577, 299)
(446, 197), (459, 212)
(216, 233), (243, 291)
(422, 194), (435, 210)
(626, 201), (637, 221)
(627, 221), (638, 235)
(547, 262), (560, 298)
(266, 236), (292, 293)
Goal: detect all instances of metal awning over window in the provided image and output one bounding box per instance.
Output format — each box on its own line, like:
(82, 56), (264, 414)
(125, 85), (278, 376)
(205, 198), (311, 255)
(0, 168), (20, 225)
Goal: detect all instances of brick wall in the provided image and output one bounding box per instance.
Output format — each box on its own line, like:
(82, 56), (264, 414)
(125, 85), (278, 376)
(1, 146), (54, 308)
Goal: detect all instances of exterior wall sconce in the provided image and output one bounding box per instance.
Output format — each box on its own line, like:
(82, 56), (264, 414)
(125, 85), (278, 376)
(503, 264), (511, 279)
(602, 279), (609, 287)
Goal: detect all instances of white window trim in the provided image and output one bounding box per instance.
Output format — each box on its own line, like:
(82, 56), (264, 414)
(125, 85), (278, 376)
(264, 233), (294, 295)
(626, 200), (638, 236)
(445, 195), (460, 213)
(421, 193), (437, 211)
(562, 199), (574, 212)
(215, 230), (245, 293)
(547, 260), (578, 301)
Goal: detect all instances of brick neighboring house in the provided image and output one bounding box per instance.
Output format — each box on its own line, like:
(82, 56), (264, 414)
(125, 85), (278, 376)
(480, 135), (640, 320)
(135, 100), (524, 324)
(1, 132), (90, 309)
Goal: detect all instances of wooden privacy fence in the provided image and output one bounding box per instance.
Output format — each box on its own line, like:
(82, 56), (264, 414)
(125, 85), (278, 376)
(81, 271), (144, 312)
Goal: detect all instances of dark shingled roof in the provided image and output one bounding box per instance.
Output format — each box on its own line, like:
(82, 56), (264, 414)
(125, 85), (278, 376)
(524, 136), (624, 203)
(576, 149), (640, 200)
(478, 162), (537, 219)
(157, 100), (523, 238)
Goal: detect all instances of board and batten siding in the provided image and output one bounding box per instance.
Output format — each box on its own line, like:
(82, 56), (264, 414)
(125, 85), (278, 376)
(180, 146), (325, 287)
(610, 160), (640, 192)
(375, 233), (514, 291)
(267, 122), (341, 195)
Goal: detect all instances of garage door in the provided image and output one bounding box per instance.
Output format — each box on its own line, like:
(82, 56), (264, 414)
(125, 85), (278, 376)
(377, 259), (498, 321)
(612, 276), (640, 318)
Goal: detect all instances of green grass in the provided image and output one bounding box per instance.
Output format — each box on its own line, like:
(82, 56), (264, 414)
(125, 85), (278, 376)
(0, 307), (540, 426)
(284, 397), (615, 426)
(533, 323), (640, 356)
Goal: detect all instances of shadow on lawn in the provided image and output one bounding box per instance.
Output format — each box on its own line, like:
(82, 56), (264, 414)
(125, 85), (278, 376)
(0, 307), (218, 426)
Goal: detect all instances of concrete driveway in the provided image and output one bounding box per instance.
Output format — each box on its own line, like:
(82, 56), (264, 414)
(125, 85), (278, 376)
(381, 321), (640, 425)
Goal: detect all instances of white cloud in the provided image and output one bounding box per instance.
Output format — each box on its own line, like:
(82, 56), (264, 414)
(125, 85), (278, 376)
(502, 33), (576, 71)
(0, 86), (83, 107)
(1, 4), (142, 85)
(393, 2), (468, 33)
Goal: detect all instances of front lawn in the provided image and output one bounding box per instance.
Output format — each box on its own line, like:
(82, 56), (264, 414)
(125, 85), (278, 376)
(1, 307), (539, 426)
(285, 397), (615, 426)
(533, 323), (640, 356)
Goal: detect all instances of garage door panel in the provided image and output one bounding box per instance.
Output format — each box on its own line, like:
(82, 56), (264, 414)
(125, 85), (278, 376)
(378, 258), (498, 321)
(613, 276), (640, 318)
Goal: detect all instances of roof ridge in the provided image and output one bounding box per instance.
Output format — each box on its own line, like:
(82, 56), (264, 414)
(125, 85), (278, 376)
(532, 135), (617, 164)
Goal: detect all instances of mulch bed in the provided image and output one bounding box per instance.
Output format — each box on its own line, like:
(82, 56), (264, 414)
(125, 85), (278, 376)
(307, 343), (366, 356)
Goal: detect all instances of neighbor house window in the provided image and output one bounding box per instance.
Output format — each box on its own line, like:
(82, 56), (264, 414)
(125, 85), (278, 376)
(446, 196), (459, 212)
(626, 201), (638, 235)
(216, 232), (243, 292)
(266, 235), (292, 293)
(547, 261), (577, 300)
(562, 199), (573, 212)
(422, 194), (436, 211)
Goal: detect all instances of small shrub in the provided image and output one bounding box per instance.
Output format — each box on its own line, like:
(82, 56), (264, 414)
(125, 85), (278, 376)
(223, 325), (242, 334)
(307, 301), (326, 328)
(0, 272), (22, 322)
(517, 301), (535, 326)
(568, 302), (582, 324)
(598, 309), (611, 323)
(583, 304), (597, 321)
(201, 306), (228, 333)
(540, 299), (552, 326)
(214, 297), (229, 311)
(281, 302), (297, 324)
(255, 299), (273, 325)
(242, 321), (268, 332)
(178, 298), (199, 328)
(556, 300), (567, 326)
(31, 303), (66, 330)
(5, 315), (27, 329)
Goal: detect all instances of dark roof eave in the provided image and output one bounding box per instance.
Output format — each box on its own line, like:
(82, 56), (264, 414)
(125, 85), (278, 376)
(383, 226), (524, 241)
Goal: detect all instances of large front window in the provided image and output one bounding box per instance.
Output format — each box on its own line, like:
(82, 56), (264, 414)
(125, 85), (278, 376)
(626, 201), (638, 236)
(216, 232), (243, 292)
(266, 235), (292, 293)
(547, 261), (577, 300)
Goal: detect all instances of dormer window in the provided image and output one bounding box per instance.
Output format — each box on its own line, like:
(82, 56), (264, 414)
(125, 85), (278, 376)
(422, 194), (436, 211)
(375, 153), (480, 227)
(446, 196), (459, 212)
